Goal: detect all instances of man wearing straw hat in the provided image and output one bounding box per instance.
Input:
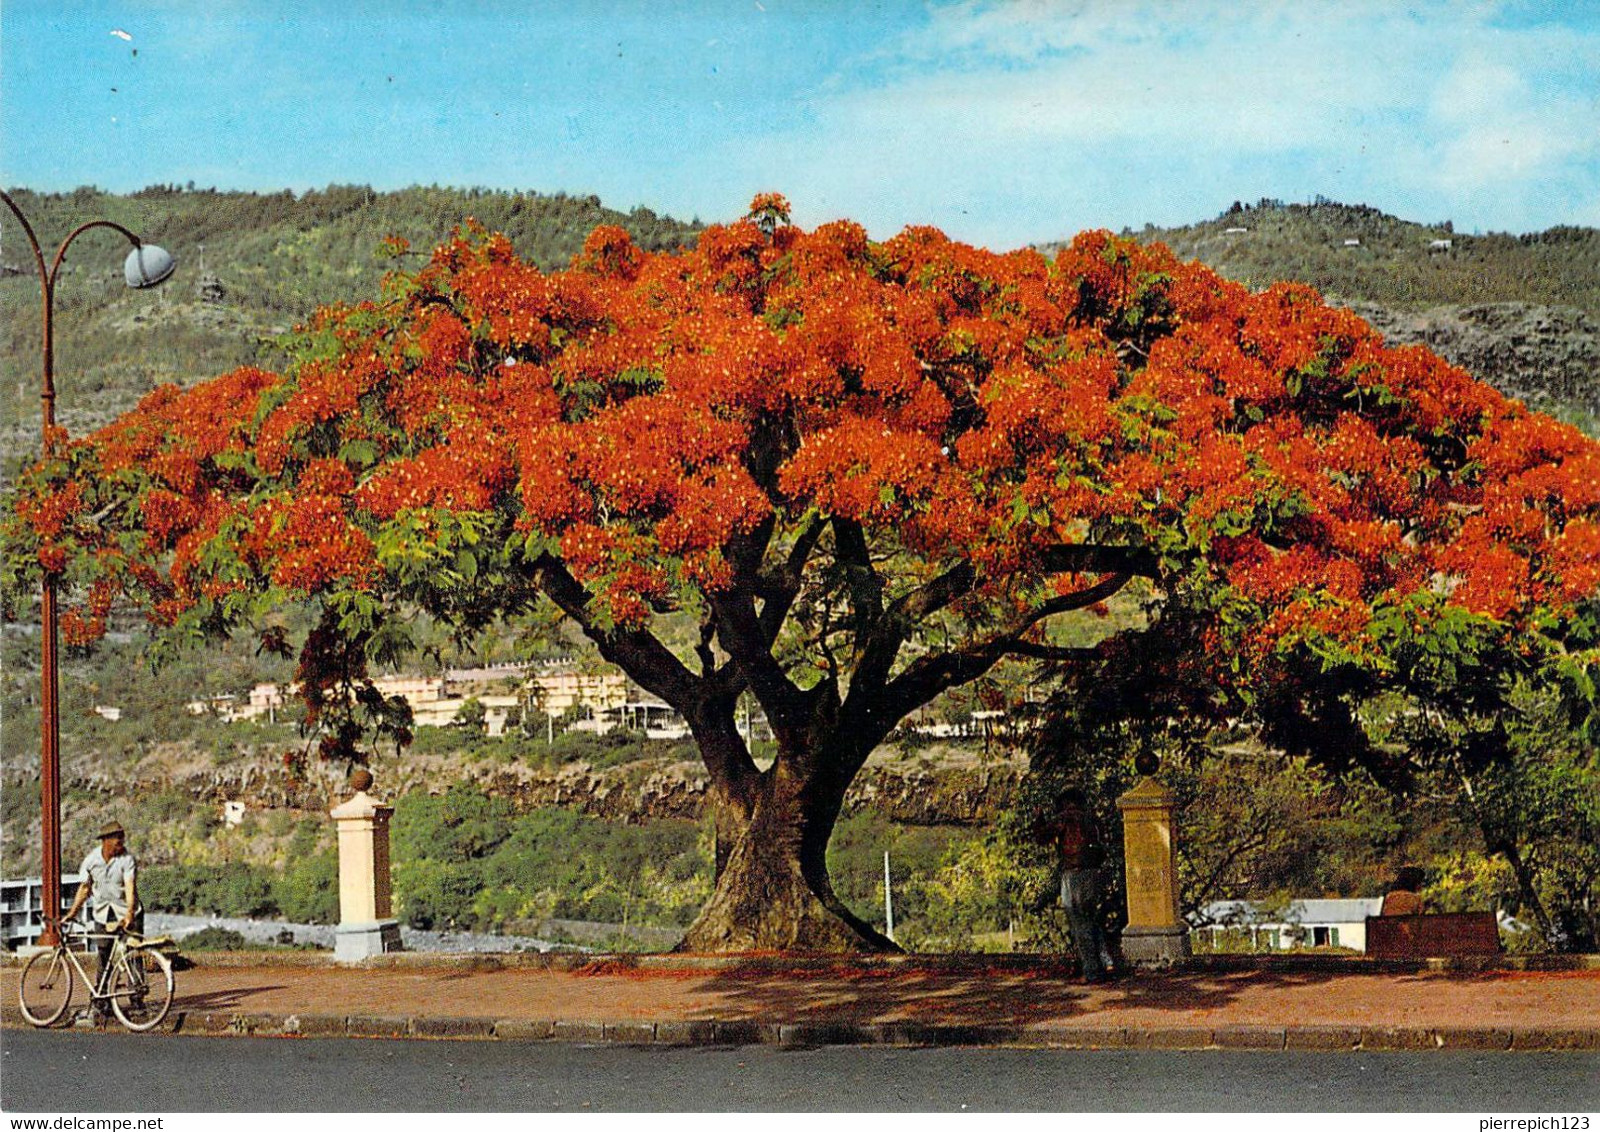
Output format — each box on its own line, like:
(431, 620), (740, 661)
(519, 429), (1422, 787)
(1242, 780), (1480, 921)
(63, 820), (143, 1020)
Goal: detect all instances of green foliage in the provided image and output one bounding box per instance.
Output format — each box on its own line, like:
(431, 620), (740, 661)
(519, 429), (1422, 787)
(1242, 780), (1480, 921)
(1418, 684), (1599, 951)
(1030, 683), (1403, 908)
(127, 787), (200, 829)
(452, 696), (488, 734)
(548, 727), (670, 769)
(390, 855), (482, 931)
(393, 782), (516, 864)
(1026, 560), (1600, 952)
(138, 814), (339, 926)
(390, 783), (710, 931)
(898, 825), (1065, 953)
(141, 863), (280, 919)
(276, 849), (339, 924)
(825, 813), (966, 934)
(179, 926), (248, 950)
(1168, 746), (1404, 907)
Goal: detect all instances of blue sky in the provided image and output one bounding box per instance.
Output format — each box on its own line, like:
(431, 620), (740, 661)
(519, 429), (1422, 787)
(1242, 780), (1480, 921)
(3, 1), (1598, 247)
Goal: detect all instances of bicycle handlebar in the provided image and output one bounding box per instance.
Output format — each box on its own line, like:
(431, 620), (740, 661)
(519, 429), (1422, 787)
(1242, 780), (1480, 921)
(42, 914), (137, 942)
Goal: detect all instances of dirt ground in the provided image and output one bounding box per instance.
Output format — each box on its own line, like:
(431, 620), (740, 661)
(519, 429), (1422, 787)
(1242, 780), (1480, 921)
(8, 960), (1594, 1033)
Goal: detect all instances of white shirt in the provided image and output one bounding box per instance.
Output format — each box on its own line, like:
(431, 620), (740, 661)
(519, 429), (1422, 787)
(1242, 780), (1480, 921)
(78, 847), (137, 922)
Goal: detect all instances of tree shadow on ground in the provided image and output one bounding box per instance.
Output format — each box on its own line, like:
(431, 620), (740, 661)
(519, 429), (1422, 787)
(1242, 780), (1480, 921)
(655, 957), (1449, 1028)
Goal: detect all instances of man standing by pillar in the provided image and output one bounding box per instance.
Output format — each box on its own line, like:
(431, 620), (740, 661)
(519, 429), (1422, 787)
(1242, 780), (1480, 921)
(1053, 787), (1113, 983)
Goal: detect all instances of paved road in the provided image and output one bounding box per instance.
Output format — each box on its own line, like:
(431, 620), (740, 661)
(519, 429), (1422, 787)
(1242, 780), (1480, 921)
(3, 1031), (1597, 1111)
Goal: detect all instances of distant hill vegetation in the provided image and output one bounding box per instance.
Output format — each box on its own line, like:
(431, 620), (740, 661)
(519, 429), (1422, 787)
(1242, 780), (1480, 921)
(0, 184), (702, 451)
(1122, 198), (1600, 430)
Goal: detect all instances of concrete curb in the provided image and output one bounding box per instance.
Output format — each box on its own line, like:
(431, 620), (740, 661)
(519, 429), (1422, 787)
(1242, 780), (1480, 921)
(5, 1006), (1597, 1051)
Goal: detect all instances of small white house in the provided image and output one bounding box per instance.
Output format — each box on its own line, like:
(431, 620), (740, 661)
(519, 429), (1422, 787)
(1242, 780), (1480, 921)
(1195, 898), (1384, 952)
(1343, 238), (1362, 247)
(1429, 238), (1453, 252)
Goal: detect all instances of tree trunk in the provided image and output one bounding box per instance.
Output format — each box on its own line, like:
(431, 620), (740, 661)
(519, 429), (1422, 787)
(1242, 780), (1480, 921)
(677, 761), (896, 953)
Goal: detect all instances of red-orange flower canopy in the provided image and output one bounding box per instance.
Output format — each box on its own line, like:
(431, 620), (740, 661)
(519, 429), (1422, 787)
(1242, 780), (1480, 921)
(10, 197), (1600, 681)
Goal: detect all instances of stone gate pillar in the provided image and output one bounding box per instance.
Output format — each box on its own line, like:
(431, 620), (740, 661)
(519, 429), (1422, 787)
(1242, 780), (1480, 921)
(331, 770), (403, 962)
(1116, 774), (1191, 967)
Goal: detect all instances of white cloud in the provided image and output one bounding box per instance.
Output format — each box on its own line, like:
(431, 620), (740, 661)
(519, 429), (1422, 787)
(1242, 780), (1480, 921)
(713, 0), (1600, 242)
(1433, 123), (1585, 193)
(1430, 60), (1526, 125)
(1418, 43), (1600, 205)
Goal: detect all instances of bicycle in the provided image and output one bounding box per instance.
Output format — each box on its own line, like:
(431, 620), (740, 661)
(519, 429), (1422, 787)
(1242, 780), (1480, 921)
(18, 917), (175, 1032)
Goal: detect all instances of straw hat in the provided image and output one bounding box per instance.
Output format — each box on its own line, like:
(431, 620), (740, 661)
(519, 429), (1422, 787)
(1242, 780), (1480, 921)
(97, 821), (125, 840)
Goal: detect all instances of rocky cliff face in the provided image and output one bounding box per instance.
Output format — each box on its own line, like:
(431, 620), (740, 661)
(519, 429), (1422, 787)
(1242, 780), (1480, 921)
(1347, 302), (1600, 425)
(14, 743), (1024, 832)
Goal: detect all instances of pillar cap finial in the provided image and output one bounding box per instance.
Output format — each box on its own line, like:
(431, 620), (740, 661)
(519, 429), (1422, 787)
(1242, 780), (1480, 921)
(331, 785), (390, 819)
(1117, 775), (1174, 809)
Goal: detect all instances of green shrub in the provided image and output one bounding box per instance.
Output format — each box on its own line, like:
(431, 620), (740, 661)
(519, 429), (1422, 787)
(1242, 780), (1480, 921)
(548, 727), (635, 766)
(393, 856), (481, 929)
(181, 926), (248, 950)
(274, 850), (338, 924)
(390, 784), (711, 931)
(286, 816), (328, 857)
(141, 863), (282, 919)
(393, 782), (515, 862)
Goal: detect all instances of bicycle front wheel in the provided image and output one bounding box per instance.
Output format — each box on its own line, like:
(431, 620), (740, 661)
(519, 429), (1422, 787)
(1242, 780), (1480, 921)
(108, 947), (173, 1032)
(19, 949), (75, 1026)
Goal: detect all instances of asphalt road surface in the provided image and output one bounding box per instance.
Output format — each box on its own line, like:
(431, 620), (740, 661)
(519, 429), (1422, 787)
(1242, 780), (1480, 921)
(3, 1030), (1597, 1112)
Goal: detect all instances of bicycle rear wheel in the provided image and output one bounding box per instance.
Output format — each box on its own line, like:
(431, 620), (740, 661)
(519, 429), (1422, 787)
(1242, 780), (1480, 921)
(108, 947), (173, 1031)
(19, 949), (75, 1026)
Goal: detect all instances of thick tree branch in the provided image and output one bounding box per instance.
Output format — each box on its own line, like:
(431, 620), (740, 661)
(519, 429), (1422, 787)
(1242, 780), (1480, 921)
(833, 517), (885, 634)
(1039, 543), (1161, 578)
(755, 513), (827, 643)
(847, 557), (1133, 736)
(710, 585), (809, 745)
(892, 560), (980, 623)
(534, 553), (763, 794)
(848, 559), (977, 708)
(683, 691), (762, 805)
(696, 618), (717, 677)
(531, 553), (700, 707)
(1018, 571), (1132, 624)
(871, 572), (1134, 727)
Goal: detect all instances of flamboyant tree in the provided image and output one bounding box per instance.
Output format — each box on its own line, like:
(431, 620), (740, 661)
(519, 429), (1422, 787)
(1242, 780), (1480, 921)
(8, 195), (1600, 950)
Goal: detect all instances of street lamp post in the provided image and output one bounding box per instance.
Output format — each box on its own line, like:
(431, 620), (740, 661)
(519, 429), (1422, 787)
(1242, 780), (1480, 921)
(0, 189), (175, 947)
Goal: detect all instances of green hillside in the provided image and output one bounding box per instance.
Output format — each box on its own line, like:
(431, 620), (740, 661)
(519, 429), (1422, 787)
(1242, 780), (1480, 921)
(1, 184), (701, 452)
(1125, 197), (1600, 314)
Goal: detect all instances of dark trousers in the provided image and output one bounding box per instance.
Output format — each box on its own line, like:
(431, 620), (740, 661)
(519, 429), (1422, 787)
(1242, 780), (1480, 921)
(1060, 869), (1110, 980)
(92, 911), (145, 1011)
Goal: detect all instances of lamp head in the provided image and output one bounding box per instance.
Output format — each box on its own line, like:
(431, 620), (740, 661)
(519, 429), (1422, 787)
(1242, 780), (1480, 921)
(124, 243), (176, 289)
